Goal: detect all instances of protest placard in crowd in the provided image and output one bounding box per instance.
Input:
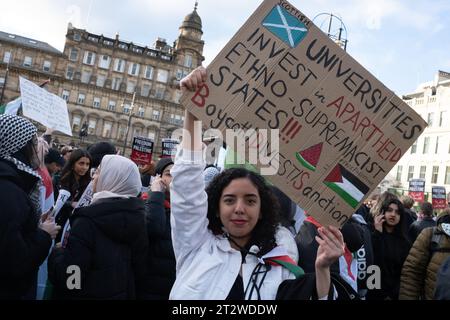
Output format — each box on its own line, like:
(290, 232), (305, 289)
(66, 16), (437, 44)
(181, 0), (427, 227)
(130, 136), (154, 165)
(19, 76), (72, 136)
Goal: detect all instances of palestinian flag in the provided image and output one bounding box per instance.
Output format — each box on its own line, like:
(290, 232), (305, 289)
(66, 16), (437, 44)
(295, 142), (323, 171)
(0, 97), (21, 115)
(323, 164), (369, 209)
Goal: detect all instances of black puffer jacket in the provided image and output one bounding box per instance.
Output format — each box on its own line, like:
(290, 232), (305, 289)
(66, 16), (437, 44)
(48, 197), (148, 299)
(143, 191), (175, 299)
(0, 160), (52, 299)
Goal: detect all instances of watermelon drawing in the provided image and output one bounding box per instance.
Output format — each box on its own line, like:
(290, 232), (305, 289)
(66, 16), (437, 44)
(295, 142), (323, 171)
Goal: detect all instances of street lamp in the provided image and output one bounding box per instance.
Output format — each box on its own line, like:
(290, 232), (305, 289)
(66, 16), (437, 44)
(122, 91), (136, 155)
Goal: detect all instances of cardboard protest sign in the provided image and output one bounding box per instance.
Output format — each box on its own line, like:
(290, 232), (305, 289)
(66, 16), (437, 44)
(181, 0), (427, 227)
(161, 138), (179, 158)
(409, 179), (425, 202)
(19, 77), (72, 136)
(432, 186), (447, 209)
(130, 136), (154, 165)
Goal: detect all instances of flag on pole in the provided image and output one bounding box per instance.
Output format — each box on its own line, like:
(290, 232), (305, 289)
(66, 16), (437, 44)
(0, 97), (21, 115)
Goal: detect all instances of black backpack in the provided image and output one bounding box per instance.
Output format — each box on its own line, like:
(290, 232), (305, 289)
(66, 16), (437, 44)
(429, 227), (450, 255)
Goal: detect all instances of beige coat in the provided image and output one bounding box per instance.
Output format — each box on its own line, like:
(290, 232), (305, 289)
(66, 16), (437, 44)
(399, 222), (450, 300)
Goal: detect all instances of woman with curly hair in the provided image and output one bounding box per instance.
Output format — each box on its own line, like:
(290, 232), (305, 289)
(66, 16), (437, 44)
(168, 67), (345, 300)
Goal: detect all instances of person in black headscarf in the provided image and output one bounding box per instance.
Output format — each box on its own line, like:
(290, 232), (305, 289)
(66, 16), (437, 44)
(0, 114), (60, 299)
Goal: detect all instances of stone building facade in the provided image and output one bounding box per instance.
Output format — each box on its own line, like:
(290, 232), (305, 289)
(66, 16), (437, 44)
(0, 5), (204, 157)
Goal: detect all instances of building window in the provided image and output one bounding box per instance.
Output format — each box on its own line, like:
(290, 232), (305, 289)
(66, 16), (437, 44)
(155, 84), (165, 99)
(435, 136), (440, 154)
(112, 77), (122, 91)
(23, 56), (32, 67)
(184, 54), (193, 68)
(96, 75), (106, 87)
(81, 71), (91, 84)
(77, 93), (85, 105)
(445, 167), (450, 184)
(156, 69), (169, 83)
(62, 90), (70, 102)
(83, 51), (96, 65)
(141, 84), (151, 97)
(439, 111), (447, 127)
(407, 166), (414, 181)
(118, 43), (128, 50)
(66, 66), (74, 80)
(133, 127), (143, 138)
(128, 63), (140, 76)
(144, 66), (154, 79)
(69, 48), (78, 61)
(102, 121), (112, 138)
(93, 97), (101, 108)
(3, 51), (11, 63)
(396, 166), (403, 181)
(98, 55), (111, 69)
(118, 124), (127, 141)
(126, 81), (136, 93)
(410, 140), (417, 154)
(72, 115), (81, 131)
(138, 106), (145, 117)
(0, 77), (5, 87)
(174, 90), (183, 103)
(42, 60), (51, 72)
(152, 110), (160, 121)
(123, 103), (131, 114)
(73, 33), (81, 41)
(108, 100), (116, 111)
(88, 119), (97, 135)
(427, 112), (434, 126)
(88, 36), (98, 43)
(432, 166), (439, 184)
(423, 137), (430, 154)
(419, 166), (426, 180)
(147, 130), (155, 140)
(113, 58), (125, 73)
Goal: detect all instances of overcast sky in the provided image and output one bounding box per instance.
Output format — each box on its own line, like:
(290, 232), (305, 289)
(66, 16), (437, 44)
(2, 0), (450, 95)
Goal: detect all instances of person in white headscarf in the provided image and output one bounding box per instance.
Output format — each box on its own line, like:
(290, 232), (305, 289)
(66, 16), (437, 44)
(48, 155), (149, 299)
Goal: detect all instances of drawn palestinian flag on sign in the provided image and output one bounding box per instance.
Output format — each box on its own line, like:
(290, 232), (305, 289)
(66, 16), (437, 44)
(295, 142), (323, 171)
(323, 164), (369, 209)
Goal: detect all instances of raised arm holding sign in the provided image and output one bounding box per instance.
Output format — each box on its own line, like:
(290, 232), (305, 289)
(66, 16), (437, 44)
(167, 67), (345, 300)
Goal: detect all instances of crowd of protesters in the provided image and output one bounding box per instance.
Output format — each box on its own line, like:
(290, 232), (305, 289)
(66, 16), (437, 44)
(1, 67), (449, 300)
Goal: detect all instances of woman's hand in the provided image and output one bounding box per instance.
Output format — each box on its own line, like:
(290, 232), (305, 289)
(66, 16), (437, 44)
(374, 214), (385, 233)
(150, 174), (167, 192)
(179, 66), (205, 151)
(315, 226), (345, 270)
(314, 226), (345, 299)
(39, 219), (61, 239)
(180, 66), (207, 92)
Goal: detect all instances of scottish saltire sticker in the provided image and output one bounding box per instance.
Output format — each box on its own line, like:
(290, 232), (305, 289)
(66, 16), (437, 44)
(262, 4), (308, 48)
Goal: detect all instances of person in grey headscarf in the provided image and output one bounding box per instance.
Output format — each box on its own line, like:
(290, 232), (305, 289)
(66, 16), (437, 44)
(0, 114), (60, 299)
(48, 155), (148, 299)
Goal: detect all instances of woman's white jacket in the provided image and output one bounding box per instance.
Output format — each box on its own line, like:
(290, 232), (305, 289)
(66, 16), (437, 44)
(169, 149), (298, 300)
